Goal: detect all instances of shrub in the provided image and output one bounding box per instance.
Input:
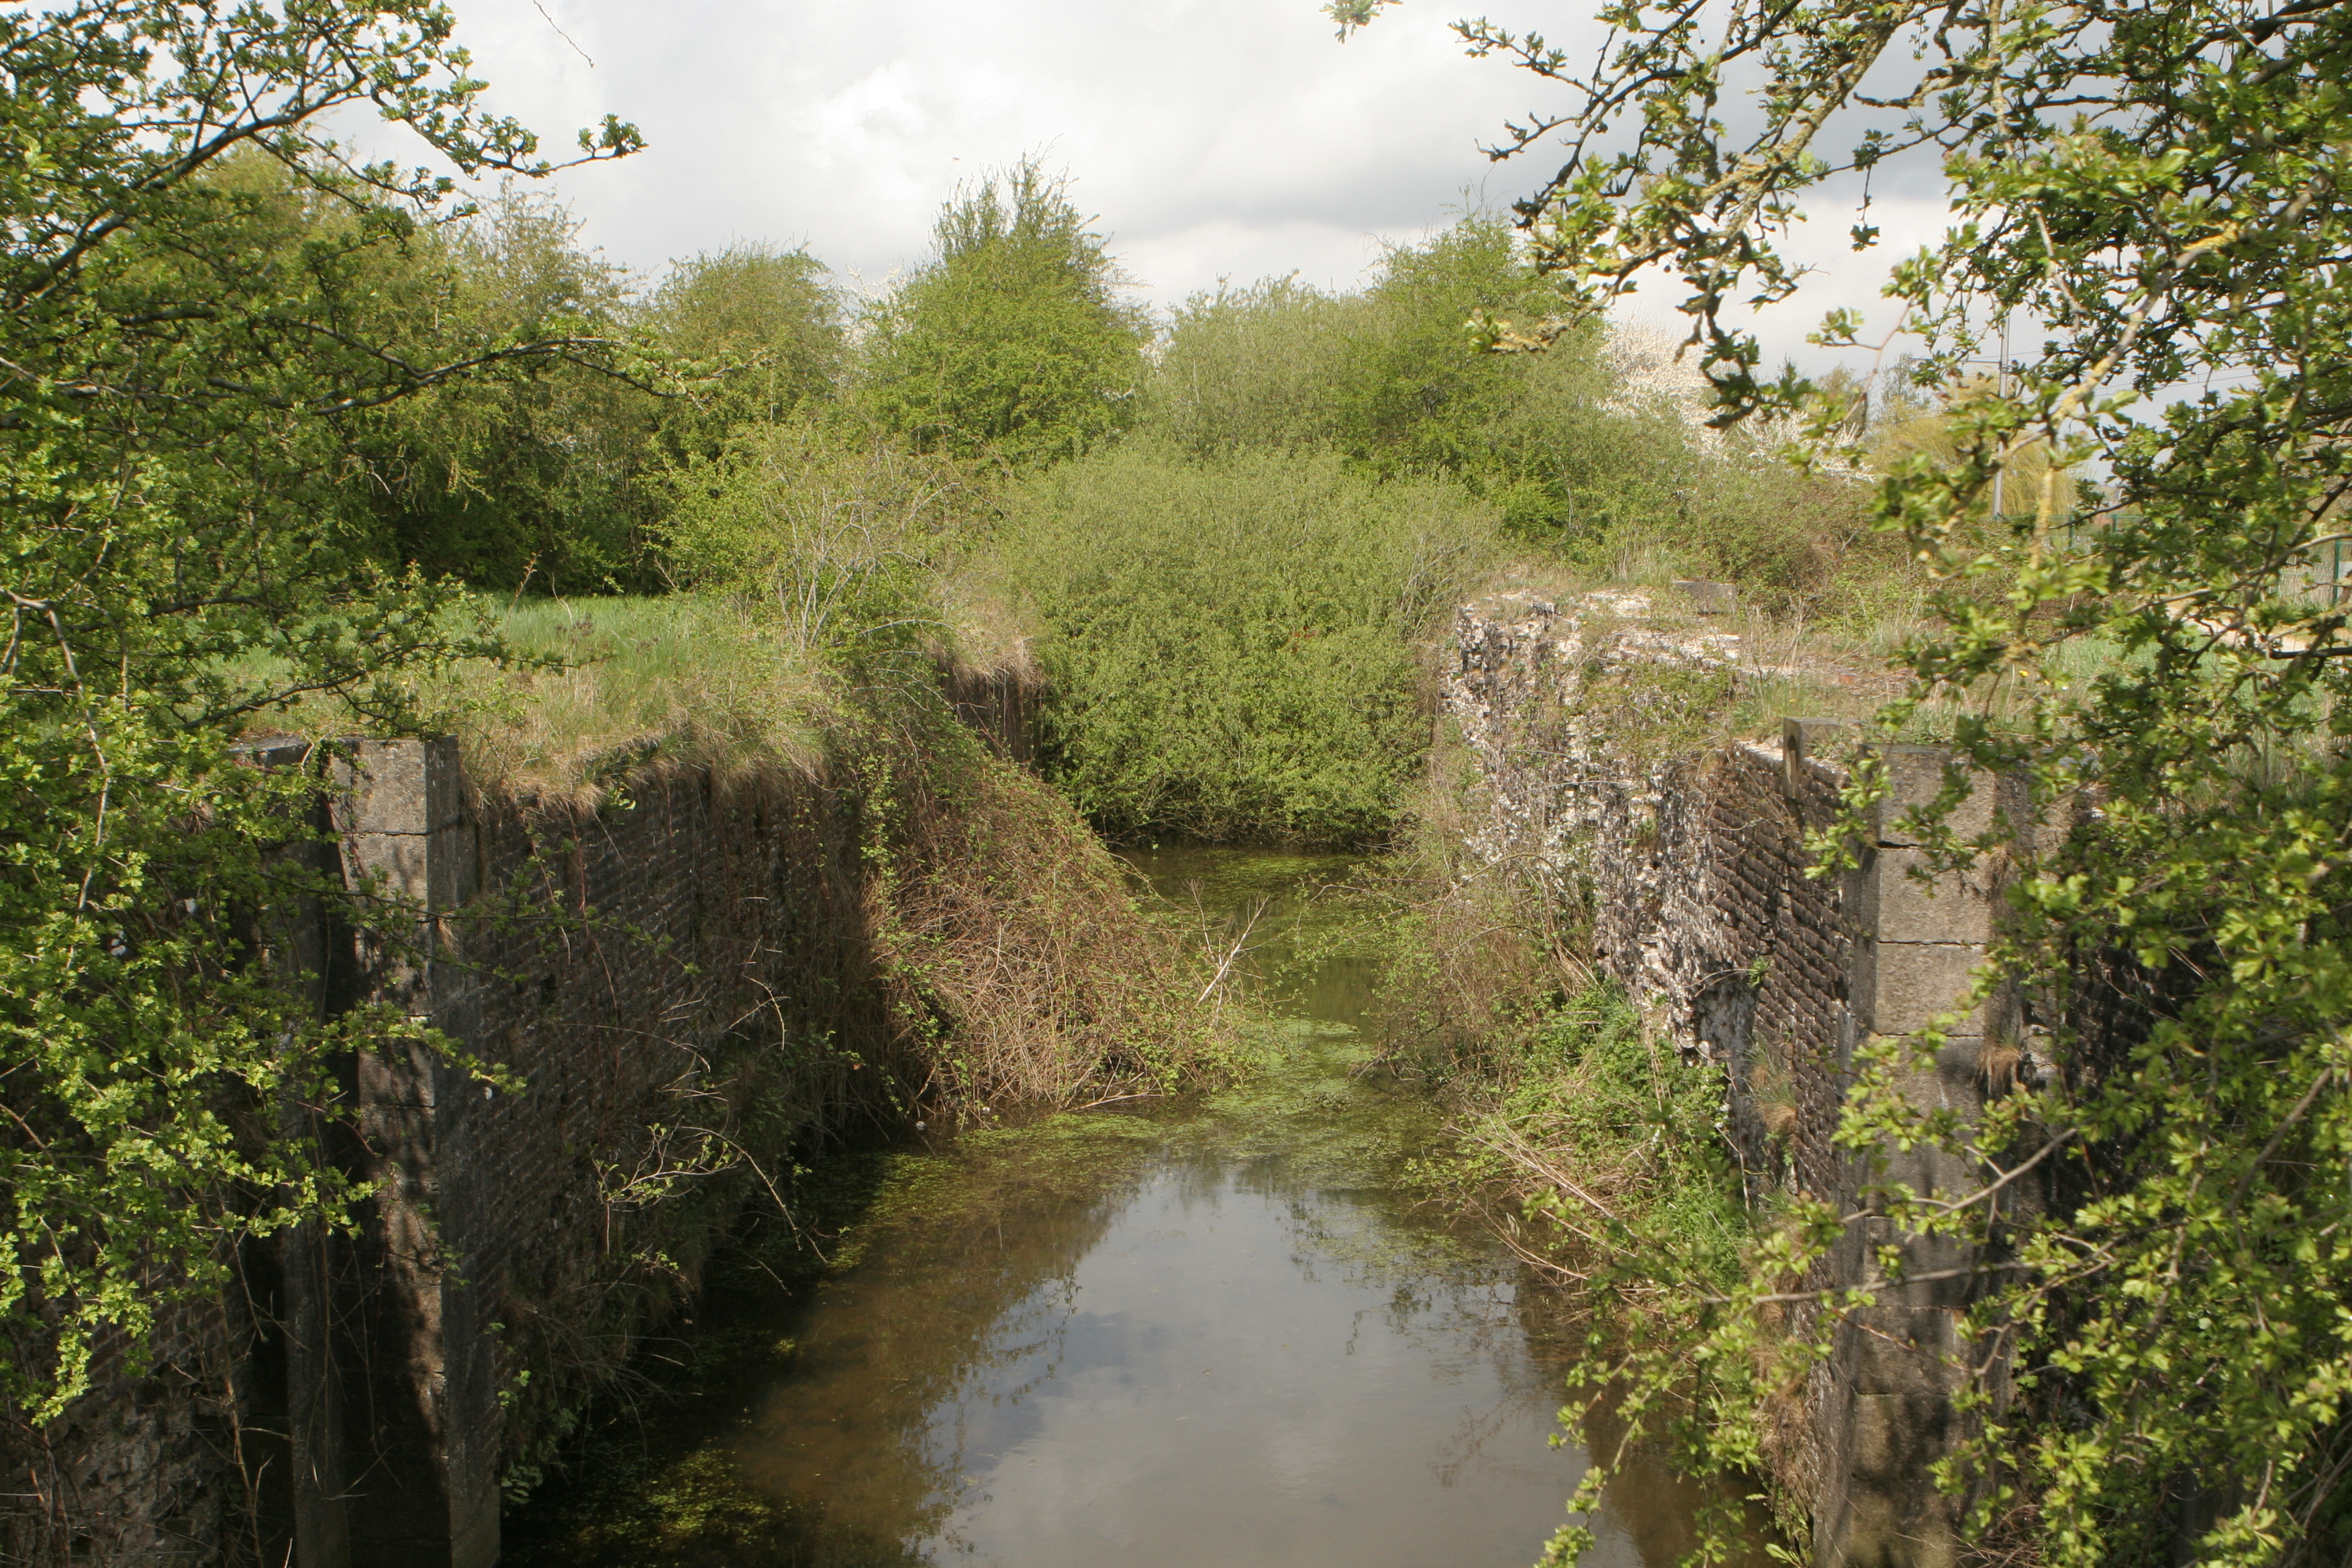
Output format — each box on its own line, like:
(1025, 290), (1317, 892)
(651, 418), (973, 668)
(989, 444), (1499, 846)
(1144, 274), (1354, 456)
(644, 243), (846, 459)
(856, 160), (1148, 469)
(357, 182), (660, 593)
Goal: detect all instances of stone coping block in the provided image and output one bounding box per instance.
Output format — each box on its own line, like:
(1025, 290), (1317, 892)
(1849, 938), (1988, 1036)
(1870, 744), (1997, 847)
(334, 736), (464, 837)
(232, 736), (322, 771)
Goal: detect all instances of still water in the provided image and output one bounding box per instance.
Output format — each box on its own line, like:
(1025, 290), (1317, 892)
(511, 848), (1705, 1568)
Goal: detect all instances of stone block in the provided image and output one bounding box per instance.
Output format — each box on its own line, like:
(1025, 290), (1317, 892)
(334, 736), (464, 837)
(232, 736), (317, 771)
(1847, 1389), (1955, 1481)
(436, 824), (480, 908)
(1873, 1141), (1981, 1208)
(1855, 846), (1996, 944)
(356, 1036), (443, 1114)
(1849, 938), (1987, 1035)
(1848, 1304), (1965, 1395)
(1781, 716), (1851, 799)
(1840, 1391), (1963, 1568)
(1869, 744), (1996, 847)
(1837, 1046), (1988, 1204)
(344, 823), (477, 915)
(1894, 1041), (1989, 1116)
(1673, 578), (1738, 613)
(345, 832), (433, 908)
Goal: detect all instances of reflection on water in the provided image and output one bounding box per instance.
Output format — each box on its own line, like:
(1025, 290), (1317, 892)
(512, 847), (1716, 1568)
(744, 1150), (1588, 1568)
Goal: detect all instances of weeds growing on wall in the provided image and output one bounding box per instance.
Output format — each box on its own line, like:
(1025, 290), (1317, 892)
(1402, 969), (1750, 1302)
(1365, 743), (1749, 1295)
(1357, 734), (1768, 1561)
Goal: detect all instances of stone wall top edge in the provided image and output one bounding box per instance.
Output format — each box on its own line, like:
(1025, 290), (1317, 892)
(458, 747), (837, 826)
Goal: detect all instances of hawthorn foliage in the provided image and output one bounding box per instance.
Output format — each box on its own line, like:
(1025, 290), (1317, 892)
(0, 1), (636, 1418)
(859, 158), (1149, 469)
(1338, 0), (2352, 1560)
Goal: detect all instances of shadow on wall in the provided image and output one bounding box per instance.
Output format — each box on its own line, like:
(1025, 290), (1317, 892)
(4, 671), (1224, 1568)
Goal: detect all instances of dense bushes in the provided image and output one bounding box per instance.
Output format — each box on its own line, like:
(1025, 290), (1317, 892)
(303, 154), (1949, 877)
(856, 160), (1148, 469)
(350, 183), (661, 593)
(1147, 219), (1681, 546)
(1142, 217), (1910, 618)
(989, 444), (1498, 845)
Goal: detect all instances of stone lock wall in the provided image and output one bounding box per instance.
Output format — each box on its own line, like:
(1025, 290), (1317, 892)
(5, 735), (925, 1568)
(317, 738), (920, 1568)
(1447, 592), (2015, 1568)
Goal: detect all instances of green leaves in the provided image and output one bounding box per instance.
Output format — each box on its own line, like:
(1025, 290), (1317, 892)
(993, 444), (1498, 845)
(857, 159), (1147, 471)
(0, 1), (638, 1420)
(1355, 0), (2352, 1556)
(653, 418), (970, 668)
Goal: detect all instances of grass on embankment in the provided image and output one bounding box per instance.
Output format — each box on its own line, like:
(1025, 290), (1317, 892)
(227, 593), (838, 803)
(437, 595), (834, 801)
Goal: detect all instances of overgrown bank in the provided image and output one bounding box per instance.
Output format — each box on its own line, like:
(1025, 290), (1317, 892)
(444, 673), (1244, 1514)
(1354, 591), (1974, 1564)
(1359, 712), (1771, 1558)
(5, 642), (1240, 1565)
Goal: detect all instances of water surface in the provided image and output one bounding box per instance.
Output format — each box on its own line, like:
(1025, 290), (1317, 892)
(511, 848), (1708, 1568)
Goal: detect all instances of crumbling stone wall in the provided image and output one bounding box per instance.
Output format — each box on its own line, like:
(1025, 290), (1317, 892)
(1447, 591), (2010, 1568)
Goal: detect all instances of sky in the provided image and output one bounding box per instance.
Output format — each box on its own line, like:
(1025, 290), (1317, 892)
(425, 0), (1950, 372)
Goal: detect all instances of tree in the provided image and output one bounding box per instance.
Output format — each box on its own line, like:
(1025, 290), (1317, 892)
(1328, 215), (1553, 473)
(360, 183), (662, 592)
(0, 0), (636, 1423)
(1147, 223), (1694, 548)
(859, 159), (1148, 469)
(1147, 273), (1355, 456)
(1336, 0), (2352, 1561)
(646, 242), (845, 458)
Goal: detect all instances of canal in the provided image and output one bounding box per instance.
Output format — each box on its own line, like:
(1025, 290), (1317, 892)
(507, 846), (1708, 1568)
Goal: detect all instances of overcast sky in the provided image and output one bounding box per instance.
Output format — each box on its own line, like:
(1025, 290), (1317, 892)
(432, 0), (1947, 371)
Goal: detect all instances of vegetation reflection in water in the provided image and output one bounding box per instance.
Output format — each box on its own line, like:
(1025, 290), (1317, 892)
(507, 848), (1712, 1568)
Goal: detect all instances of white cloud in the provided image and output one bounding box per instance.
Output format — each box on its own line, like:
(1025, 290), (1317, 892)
(386, 0), (1951, 378)
(1604, 189), (1955, 385)
(424, 0), (1522, 297)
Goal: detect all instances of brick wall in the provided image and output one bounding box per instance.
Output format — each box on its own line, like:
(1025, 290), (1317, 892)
(321, 739), (943, 1568)
(7, 728), (955, 1568)
(1448, 591), (2012, 1568)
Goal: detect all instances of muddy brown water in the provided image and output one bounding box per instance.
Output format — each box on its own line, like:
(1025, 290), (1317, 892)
(508, 847), (1713, 1568)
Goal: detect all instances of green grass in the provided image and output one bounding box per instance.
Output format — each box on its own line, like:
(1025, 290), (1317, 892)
(232, 594), (835, 803)
(445, 596), (831, 800)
